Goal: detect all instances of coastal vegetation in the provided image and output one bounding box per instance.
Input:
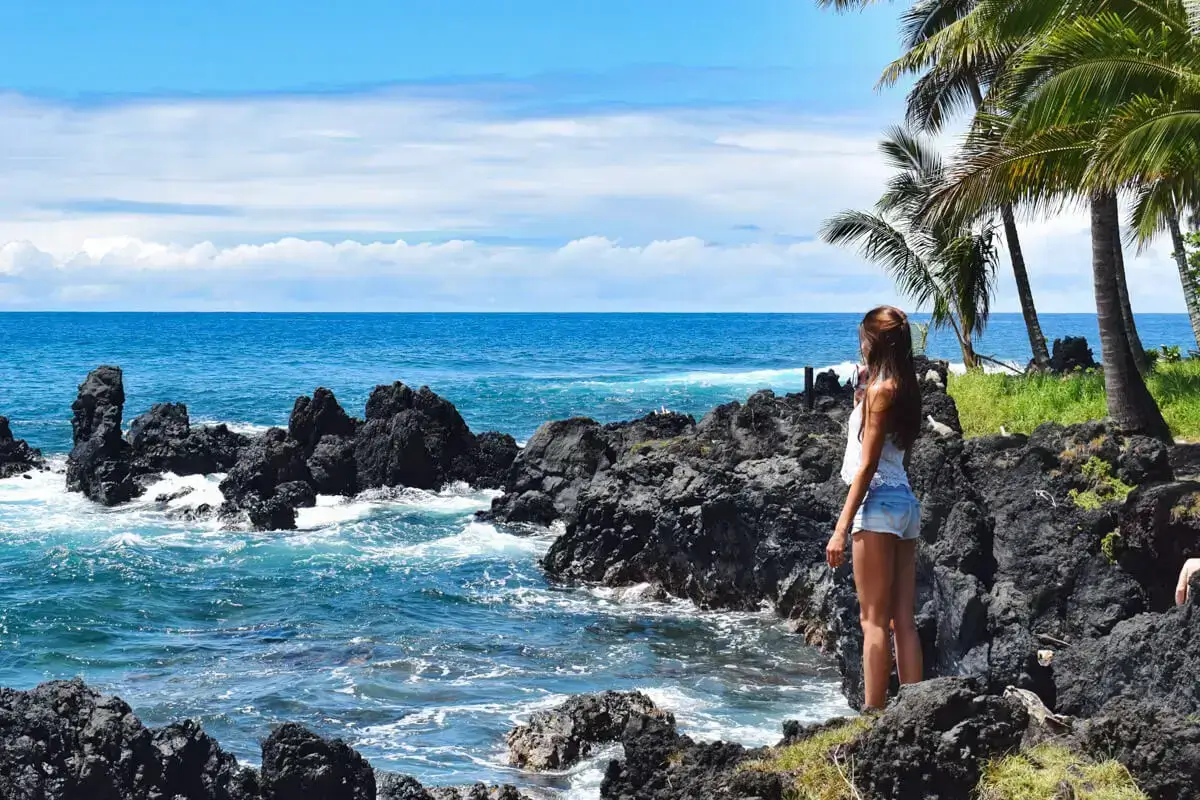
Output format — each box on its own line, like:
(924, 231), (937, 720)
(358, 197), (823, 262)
(949, 359), (1200, 438)
(738, 717), (871, 800)
(977, 744), (1148, 800)
(820, 128), (998, 369)
(740, 715), (1148, 800)
(819, 0), (1200, 440)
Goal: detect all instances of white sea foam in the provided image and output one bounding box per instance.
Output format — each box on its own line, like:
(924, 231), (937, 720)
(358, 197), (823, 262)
(134, 471), (227, 511)
(369, 522), (553, 563)
(101, 532), (151, 549)
(593, 357), (1017, 395)
(0, 456), (69, 504)
(636, 366), (819, 388)
(192, 419), (277, 436)
(947, 359), (1022, 375)
(564, 750), (618, 800)
(292, 483), (499, 530)
(640, 683), (852, 747)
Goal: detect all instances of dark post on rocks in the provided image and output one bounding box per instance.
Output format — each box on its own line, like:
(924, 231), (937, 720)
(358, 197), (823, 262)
(804, 366), (814, 411)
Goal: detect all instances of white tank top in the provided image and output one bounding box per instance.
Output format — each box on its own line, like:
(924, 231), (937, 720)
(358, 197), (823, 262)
(840, 401), (910, 488)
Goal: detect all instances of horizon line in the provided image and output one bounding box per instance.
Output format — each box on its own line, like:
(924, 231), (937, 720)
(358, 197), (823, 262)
(0, 310), (1180, 316)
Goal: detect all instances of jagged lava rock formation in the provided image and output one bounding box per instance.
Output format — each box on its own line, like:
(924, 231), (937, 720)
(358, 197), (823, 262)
(218, 381), (517, 529)
(60, 366), (517, 530)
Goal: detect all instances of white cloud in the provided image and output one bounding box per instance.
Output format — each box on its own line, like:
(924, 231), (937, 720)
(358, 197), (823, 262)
(0, 234), (901, 311)
(0, 88), (1190, 312)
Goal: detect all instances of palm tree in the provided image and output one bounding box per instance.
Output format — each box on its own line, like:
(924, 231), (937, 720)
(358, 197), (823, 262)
(877, 0), (1052, 370)
(993, 0), (1200, 374)
(1131, 174), (1200, 347)
(924, 2), (1189, 437)
(821, 128), (997, 368)
(819, 0), (1192, 436)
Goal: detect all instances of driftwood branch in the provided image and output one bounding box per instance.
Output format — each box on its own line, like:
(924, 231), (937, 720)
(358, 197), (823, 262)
(976, 353), (1025, 375)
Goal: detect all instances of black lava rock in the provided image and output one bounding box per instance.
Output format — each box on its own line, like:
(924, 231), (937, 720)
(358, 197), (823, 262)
(127, 402), (248, 476)
(0, 415), (43, 478)
(260, 722), (375, 800)
(506, 690), (673, 771)
(1054, 596), (1200, 718)
(849, 678), (1028, 800)
(1049, 336), (1098, 373)
(0, 679), (253, 800)
(1077, 698), (1200, 800)
(219, 428), (313, 530)
(66, 365), (142, 505)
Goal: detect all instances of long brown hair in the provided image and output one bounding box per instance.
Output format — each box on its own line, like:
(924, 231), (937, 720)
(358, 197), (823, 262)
(858, 306), (922, 450)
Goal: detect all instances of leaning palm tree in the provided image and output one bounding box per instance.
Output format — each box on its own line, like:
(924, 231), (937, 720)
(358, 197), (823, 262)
(877, 0), (1052, 369)
(928, 119), (1173, 438)
(1006, 0), (1200, 351)
(821, 128), (997, 368)
(1001, 0), (1200, 377)
(1130, 173), (1200, 347)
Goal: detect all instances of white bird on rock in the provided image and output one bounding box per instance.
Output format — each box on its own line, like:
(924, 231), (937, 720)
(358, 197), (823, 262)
(926, 415), (956, 438)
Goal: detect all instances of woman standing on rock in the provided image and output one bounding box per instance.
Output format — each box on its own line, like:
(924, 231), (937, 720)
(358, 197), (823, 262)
(826, 306), (924, 710)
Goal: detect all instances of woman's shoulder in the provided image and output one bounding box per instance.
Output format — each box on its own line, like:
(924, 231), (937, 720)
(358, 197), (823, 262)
(865, 379), (898, 409)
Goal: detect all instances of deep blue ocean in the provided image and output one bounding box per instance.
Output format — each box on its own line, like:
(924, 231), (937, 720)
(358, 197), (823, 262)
(0, 312), (1193, 797)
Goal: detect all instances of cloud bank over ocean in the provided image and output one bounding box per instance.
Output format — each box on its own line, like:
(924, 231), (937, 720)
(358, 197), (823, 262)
(0, 88), (1186, 312)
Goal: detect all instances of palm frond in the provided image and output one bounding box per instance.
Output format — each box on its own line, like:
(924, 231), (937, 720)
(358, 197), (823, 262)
(1093, 94), (1200, 184)
(878, 125), (945, 177)
(813, 0), (887, 9)
(968, 0), (1138, 42)
(899, 0), (975, 49)
(819, 211), (943, 312)
(1128, 178), (1179, 249)
(927, 120), (1094, 226)
(905, 64), (984, 131)
(936, 225), (999, 337)
(1011, 12), (1200, 134)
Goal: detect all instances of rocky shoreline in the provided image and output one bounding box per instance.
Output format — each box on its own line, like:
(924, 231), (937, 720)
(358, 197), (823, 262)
(1, 358), (1198, 798)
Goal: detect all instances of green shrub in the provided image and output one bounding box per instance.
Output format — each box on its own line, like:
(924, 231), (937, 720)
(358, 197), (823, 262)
(1160, 344), (1183, 364)
(1101, 531), (1121, 563)
(1068, 457), (1134, 511)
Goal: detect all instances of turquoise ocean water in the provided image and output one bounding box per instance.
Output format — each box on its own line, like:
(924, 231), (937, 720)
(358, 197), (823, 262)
(0, 312), (1192, 796)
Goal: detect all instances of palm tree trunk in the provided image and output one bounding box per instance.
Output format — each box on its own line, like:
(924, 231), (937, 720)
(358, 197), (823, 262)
(960, 339), (979, 370)
(967, 78), (1050, 371)
(1091, 192), (1170, 439)
(1106, 193), (1150, 376)
(1000, 203), (1051, 370)
(1168, 209), (1200, 350)
(945, 310), (979, 369)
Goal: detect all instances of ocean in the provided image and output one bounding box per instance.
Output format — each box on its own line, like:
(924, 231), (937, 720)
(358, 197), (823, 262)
(0, 312), (1193, 796)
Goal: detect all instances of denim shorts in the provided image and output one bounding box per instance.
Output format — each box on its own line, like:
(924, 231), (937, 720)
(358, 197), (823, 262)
(853, 484), (921, 540)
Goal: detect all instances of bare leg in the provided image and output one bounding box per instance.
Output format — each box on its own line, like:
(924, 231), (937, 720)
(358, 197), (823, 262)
(853, 531), (896, 710)
(890, 538), (923, 685)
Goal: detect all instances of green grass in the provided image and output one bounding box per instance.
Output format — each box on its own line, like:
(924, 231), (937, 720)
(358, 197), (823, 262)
(978, 744), (1147, 800)
(949, 360), (1200, 440)
(740, 723), (1147, 800)
(739, 717), (872, 800)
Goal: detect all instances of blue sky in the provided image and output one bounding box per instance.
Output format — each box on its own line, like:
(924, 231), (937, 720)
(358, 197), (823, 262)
(0, 1), (1184, 311)
(2, 1), (898, 105)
